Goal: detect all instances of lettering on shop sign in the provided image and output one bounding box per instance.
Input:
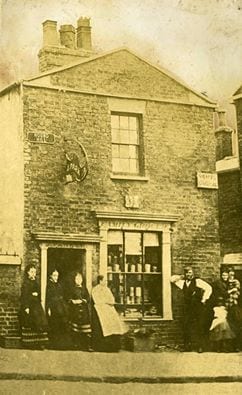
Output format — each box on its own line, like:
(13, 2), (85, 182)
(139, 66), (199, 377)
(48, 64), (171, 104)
(196, 172), (218, 189)
(28, 132), (55, 144)
(65, 139), (88, 183)
(124, 195), (140, 209)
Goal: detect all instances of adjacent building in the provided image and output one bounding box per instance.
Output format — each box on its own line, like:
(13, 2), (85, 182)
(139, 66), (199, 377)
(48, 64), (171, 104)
(0, 17), (220, 347)
(216, 90), (242, 283)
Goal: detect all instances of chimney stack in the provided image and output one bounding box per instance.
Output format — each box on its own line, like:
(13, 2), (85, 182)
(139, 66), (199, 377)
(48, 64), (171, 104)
(42, 20), (59, 47)
(77, 17), (92, 51)
(215, 109), (233, 161)
(39, 17), (93, 72)
(59, 24), (76, 49)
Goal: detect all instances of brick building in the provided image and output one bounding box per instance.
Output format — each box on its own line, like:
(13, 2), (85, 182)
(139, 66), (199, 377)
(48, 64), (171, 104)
(0, 18), (220, 347)
(216, 90), (242, 280)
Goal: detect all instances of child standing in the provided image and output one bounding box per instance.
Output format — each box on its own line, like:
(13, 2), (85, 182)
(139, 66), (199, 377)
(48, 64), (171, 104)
(209, 297), (235, 352)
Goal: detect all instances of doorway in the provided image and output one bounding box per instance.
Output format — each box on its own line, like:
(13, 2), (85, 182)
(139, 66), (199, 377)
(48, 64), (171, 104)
(47, 248), (86, 289)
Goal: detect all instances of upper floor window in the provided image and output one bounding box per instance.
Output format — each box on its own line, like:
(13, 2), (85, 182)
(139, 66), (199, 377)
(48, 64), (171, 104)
(111, 113), (141, 175)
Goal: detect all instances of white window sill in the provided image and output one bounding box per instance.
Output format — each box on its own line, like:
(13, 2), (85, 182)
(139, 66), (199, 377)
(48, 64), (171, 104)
(110, 174), (149, 181)
(216, 156), (240, 173)
(0, 255), (21, 265)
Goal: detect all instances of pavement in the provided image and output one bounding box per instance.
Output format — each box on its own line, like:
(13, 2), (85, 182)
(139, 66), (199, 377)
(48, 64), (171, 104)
(0, 348), (241, 384)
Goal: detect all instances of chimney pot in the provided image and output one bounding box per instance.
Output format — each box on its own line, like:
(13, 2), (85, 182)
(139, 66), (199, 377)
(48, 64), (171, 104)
(77, 17), (92, 50)
(60, 24), (75, 49)
(217, 109), (226, 127)
(215, 109), (233, 160)
(42, 20), (59, 47)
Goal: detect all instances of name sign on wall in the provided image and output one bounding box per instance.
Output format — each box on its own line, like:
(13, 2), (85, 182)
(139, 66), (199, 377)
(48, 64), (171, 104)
(28, 132), (55, 144)
(196, 172), (218, 189)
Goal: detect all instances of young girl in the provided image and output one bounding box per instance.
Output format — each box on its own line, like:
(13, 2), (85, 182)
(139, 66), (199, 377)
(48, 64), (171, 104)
(209, 297), (235, 352)
(66, 271), (92, 351)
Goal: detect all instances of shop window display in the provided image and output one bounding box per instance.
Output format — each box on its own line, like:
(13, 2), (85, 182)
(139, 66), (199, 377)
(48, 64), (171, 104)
(107, 231), (162, 319)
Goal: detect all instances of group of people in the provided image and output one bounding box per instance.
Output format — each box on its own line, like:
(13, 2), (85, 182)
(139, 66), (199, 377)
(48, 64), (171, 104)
(171, 266), (242, 353)
(20, 264), (126, 351)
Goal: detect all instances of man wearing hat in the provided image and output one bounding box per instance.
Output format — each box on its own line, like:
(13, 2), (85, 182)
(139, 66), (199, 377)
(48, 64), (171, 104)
(171, 266), (212, 352)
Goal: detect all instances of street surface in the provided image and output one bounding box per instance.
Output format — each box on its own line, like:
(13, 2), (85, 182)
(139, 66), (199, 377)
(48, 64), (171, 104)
(0, 381), (242, 395)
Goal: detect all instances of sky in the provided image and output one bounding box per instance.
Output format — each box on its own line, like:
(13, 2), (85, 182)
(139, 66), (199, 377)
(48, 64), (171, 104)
(1, 0), (242, 126)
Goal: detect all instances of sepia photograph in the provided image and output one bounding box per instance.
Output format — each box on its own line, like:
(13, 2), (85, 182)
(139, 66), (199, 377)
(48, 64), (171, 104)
(0, 0), (242, 393)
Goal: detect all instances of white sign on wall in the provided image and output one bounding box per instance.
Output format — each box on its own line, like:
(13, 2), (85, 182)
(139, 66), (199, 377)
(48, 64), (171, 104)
(124, 195), (140, 208)
(196, 172), (218, 189)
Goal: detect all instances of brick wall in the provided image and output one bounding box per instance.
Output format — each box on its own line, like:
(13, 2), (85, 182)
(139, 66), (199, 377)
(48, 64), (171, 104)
(218, 170), (242, 256)
(50, 50), (196, 102)
(0, 50), (219, 346)
(19, 81), (220, 345)
(22, 86), (219, 273)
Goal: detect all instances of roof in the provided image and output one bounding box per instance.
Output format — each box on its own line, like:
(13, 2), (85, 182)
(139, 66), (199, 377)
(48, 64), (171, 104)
(1, 47), (216, 106)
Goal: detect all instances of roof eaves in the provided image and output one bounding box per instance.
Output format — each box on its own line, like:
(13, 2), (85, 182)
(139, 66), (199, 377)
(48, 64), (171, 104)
(0, 81), (21, 97)
(14, 46), (216, 106)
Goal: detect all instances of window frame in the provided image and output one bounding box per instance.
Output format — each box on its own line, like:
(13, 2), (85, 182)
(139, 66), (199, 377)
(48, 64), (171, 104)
(111, 112), (144, 176)
(107, 229), (163, 320)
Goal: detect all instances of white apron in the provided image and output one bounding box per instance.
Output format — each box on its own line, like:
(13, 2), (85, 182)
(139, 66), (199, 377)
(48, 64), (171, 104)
(92, 285), (127, 337)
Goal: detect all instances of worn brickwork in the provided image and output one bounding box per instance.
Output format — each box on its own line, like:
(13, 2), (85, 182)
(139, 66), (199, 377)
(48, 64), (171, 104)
(21, 72), (220, 343)
(218, 171), (242, 256)
(236, 99), (242, 186)
(22, 86), (219, 273)
(38, 46), (92, 73)
(50, 50), (197, 102)
(0, 266), (21, 302)
(217, 98), (242, 257)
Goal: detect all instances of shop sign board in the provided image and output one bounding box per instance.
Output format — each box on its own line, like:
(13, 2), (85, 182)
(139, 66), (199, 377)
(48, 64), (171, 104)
(28, 132), (55, 144)
(196, 172), (218, 189)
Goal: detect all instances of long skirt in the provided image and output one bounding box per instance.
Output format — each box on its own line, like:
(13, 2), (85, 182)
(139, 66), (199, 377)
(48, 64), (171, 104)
(68, 303), (92, 350)
(92, 306), (121, 352)
(20, 303), (49, 349)
(209, 320), (235, 342)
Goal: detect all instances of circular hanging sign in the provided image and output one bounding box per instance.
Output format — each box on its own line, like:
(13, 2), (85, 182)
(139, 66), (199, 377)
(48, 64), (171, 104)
(64, 139), (88, 183)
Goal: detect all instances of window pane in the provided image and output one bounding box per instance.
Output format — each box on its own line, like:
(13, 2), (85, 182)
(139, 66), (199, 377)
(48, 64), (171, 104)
(119, 158), (130, 173)
(129, 116), (137, 130)
(111, 129), (120, 143)
(120, 116), (129, 129)
(130, 159), (139, 174)
(120, 130), (129, 144)
(112, 144), (119, 158)
(111, 115), (119, 128)
(144, 274), (162, 317)
(125, 232), (142, 255)
(108, 231), (123, 245)
(129, 130), (139, 144)
(119, 145), (130, 159)
(112, 158), (120, 173)
(129, 145), (138, 159)
(144, 233), (159, 246)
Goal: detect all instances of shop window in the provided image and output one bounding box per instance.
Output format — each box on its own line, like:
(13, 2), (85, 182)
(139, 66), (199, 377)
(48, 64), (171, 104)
(107, 230), (162, 319)
(111, 113), (141, 175)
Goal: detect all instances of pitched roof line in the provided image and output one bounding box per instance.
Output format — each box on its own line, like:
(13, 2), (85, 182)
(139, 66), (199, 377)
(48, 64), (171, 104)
(22, 81), (217, 108)
(26, 46), (216, 105)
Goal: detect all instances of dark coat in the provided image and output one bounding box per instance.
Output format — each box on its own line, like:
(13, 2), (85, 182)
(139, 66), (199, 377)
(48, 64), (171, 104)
(46, 280), (68, 330)
(20, 278), (48, 331)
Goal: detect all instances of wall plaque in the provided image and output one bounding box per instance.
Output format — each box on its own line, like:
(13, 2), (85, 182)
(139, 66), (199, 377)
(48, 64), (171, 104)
(196, 172), (218, 189)
(28, 132), (55, 144)
(124, 195), (140, 208)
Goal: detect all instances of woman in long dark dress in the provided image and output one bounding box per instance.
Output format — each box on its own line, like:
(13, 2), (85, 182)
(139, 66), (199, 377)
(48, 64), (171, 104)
(66, 271), (92, 351)
(20, 264), (48, 349)
(46, 269), (69, 349)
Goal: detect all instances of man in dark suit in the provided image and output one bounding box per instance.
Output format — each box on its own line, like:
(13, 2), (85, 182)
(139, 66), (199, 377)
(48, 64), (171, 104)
(171, 266), (212, 352)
